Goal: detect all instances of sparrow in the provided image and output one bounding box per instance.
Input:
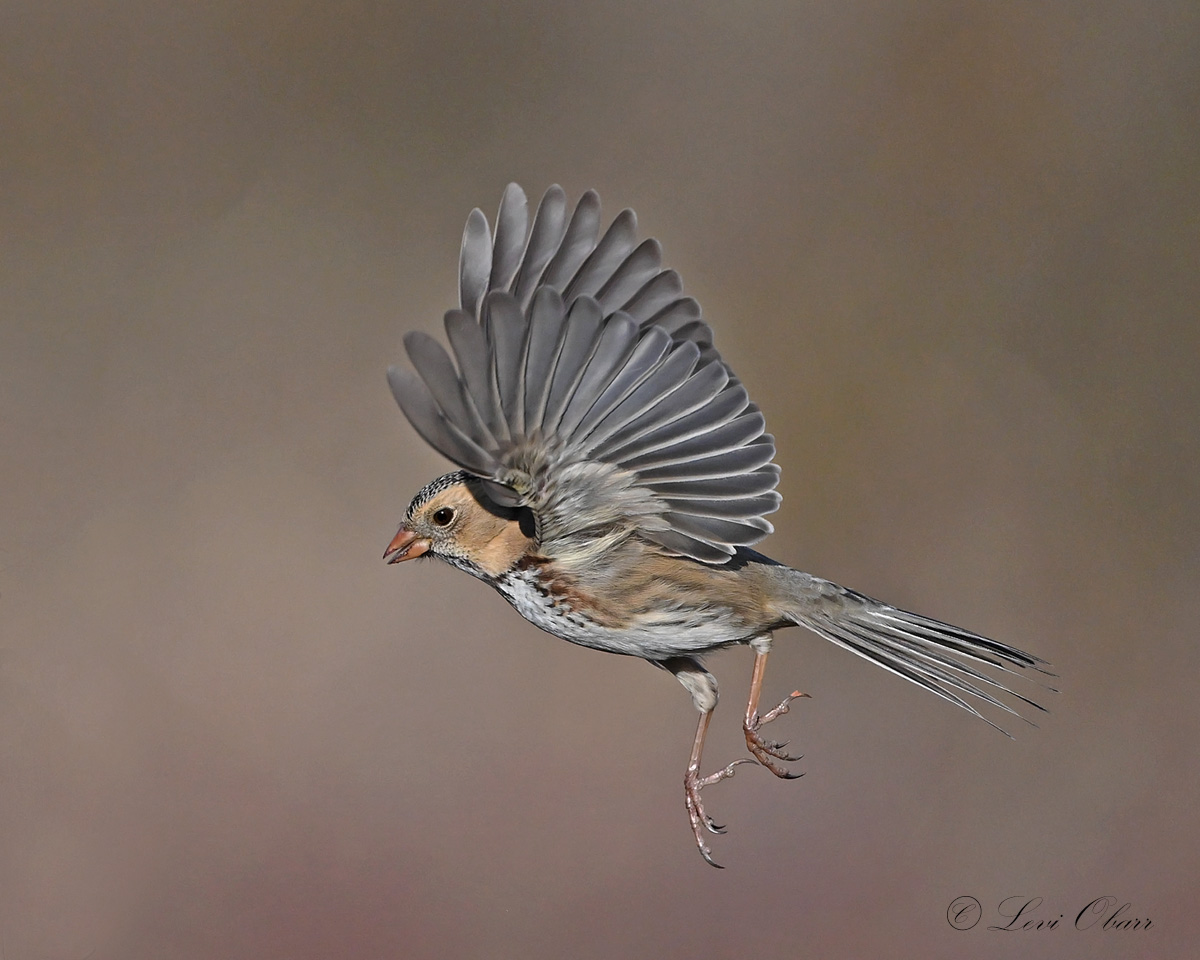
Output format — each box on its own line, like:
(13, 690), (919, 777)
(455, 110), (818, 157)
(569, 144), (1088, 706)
(384, 184), (1054, 866)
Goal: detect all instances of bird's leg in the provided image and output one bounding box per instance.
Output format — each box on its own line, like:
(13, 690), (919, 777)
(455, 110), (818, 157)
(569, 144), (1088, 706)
(743, 635), (809, 778)
(658, 656), (753, 867)
(683, 707), (754, 867)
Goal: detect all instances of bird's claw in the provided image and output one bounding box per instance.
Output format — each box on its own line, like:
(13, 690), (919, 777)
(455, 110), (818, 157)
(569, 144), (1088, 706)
(745, 690), (810, 777)
(684, 757), (755, 866)
(760, 689), (810, 724)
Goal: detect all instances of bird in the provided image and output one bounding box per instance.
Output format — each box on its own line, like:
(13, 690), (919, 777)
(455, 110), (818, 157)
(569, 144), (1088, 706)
(383, 183), (1054, 866)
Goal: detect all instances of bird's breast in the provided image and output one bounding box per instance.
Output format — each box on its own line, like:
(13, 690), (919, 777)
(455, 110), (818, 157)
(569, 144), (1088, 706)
(491, 555), (763, 658)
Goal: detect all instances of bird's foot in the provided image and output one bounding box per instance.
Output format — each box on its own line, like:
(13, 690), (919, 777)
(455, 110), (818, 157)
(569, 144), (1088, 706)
(684, 758), (755, 868)
(744, 690), (810, 778)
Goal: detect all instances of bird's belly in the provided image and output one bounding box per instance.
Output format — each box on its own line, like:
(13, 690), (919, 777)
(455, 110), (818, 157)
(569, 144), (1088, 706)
(493, 567), (754, 659)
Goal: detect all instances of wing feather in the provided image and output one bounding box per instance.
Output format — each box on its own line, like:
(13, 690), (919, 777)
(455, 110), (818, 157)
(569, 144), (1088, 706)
(556, 313), (641, 437)
(513, 185), (569, 308)
(635, 437), (777, 483)
(586, 359), (727, 455)
(483, 292), (528, 430)
(650, 464), (781, 499)
(597, 386), (750, 463)
(571, 327), (673, 441)
(444, 309), (508, 443)
(402, 331), (491, 441)
(522, 287), (569, 431)
(643, 298), (705, 340)
(661, 493), (782, 518)
(386, 366), (497, 475)
(620, 269), (683, 322)
(595, 239), (663, 315)
(540, 297), (605, 435)
(489, 183), (529, 293)
(650, 529), (737, 562)
(664, 511), (773, 544)
(539, 191), (602, 291)
(619, 412), (766, 471)
(459, 209), (491, 318)
(562, 209), (637, 302)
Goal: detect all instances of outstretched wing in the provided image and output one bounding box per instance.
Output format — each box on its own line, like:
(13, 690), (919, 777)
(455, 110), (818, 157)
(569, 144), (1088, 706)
(388, 184), (780, 564)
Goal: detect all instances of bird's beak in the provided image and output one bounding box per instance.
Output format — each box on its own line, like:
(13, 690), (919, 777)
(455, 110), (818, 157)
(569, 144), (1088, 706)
(383, 526), (431, 564)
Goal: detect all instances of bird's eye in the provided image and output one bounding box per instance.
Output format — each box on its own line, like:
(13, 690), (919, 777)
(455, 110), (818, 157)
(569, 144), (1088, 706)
(431, 507), (456, 527)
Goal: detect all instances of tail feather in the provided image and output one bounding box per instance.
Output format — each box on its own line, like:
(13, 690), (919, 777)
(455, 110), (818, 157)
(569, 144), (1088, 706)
(786, 578), (1055, 736)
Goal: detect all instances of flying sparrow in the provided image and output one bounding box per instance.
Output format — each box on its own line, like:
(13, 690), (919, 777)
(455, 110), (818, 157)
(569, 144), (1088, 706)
(384, 184), (1053, 866)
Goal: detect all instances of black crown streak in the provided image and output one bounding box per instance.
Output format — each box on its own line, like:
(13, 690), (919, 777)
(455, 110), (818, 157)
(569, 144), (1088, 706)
(405, 470), (473, 521)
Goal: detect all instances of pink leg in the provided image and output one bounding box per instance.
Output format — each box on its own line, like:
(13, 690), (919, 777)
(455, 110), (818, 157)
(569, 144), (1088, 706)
(683, 706), (754, 868)
(742, 644), (809, 778)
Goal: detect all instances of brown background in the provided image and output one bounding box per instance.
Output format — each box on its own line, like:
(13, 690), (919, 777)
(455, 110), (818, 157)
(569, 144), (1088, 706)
(2, 2), (1197, 957)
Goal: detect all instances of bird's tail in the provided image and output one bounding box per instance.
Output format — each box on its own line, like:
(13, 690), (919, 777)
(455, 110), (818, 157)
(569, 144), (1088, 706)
(778, 572), (1056, 735)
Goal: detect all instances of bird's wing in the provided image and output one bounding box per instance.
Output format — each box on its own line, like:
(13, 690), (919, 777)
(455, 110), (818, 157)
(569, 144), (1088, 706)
(388, 184), (781, 564)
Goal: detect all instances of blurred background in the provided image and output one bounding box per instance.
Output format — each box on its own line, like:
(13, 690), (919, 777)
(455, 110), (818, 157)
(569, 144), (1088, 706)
(2, 1), (1198, 957)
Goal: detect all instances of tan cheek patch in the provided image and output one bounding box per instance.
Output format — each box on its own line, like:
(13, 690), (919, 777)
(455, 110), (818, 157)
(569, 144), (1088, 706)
(471, 519), (534, 578)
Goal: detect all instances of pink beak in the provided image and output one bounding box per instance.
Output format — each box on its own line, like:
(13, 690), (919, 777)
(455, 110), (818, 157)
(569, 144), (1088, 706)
(383, 526), (432, 564)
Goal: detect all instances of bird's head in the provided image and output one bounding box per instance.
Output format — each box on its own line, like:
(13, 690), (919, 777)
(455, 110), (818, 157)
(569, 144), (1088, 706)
(384, 471), (536, 580)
